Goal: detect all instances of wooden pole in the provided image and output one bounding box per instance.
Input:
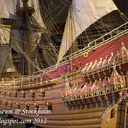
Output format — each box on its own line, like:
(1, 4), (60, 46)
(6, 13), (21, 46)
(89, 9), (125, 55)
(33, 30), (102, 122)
(22, 0), (32, 76)
(73, 40), (77, 53)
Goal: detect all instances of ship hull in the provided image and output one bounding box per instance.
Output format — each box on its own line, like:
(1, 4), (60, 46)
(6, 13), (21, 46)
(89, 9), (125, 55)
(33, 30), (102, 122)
(0, 31), (128, 128)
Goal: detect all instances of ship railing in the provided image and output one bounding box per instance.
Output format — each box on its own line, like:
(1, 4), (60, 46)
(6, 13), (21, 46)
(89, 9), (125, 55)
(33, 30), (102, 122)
(35, 22), (128, 74)
(1, 22), (128, 83)
(60, 22), (128, 63)
(12, 22), (128, 81)
(13, 73), (46, 82)
(0, 81), (14, 86)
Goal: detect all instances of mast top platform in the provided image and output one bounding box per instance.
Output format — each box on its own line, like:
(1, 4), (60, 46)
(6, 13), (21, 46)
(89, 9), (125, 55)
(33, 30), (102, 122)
(16, 0), (35, 17)
(16, 7), (35, 17)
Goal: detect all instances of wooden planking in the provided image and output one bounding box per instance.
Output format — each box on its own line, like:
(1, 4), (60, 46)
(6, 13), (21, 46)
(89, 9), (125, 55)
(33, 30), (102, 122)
(39, 118), (101, 125)
(12, 109), (104, 120)
(0, 34), (128, 128)
(12, 112), (102, 125)
(101, 104), (118, 128)
(7, 107), (104, 127)
(12, 113), (102, 127)
(52, 104), (106, 115)
(36, 124), (102, 128)
(13, 112), (102, 128)
(116, 99), (126, 128)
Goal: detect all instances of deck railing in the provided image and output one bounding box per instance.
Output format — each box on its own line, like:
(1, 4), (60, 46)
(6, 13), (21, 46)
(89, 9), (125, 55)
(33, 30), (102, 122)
(11, 22), (128, 82)
(36, 22), (128, 74)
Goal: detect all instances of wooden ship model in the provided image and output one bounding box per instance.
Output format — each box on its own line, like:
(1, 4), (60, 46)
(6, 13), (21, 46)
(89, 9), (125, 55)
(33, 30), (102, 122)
(0, 0), (128, 128)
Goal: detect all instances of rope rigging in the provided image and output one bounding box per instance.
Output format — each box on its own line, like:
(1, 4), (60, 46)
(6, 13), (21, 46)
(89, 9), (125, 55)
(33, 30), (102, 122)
(1, 0), (128, 77)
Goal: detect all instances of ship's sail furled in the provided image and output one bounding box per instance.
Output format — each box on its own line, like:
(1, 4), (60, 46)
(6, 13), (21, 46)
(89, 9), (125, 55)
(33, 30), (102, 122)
(11, 29), (42, 54)
(0, 27), (16, 73)
(57, 0), (118, 63)
(0, 46), (16, 73)
(0, 0), (19, 19)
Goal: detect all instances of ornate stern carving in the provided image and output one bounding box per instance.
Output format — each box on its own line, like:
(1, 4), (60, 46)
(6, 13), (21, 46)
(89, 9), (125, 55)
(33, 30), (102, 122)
(108, 53), (113, 65)
(97, 58), (103, 69)
(91, 80), (97, 94)
(61, 78), (72, 100)
(81, 63), (89, 74)
(109, 65), (125, 90)
(102, 55), (108, 67)
(86, 62), (93, 72)
(118, 42), (128, 60)
(80, 83), (87, 97)
(62, 41), (128, 111)
(91, 60), (98, 70)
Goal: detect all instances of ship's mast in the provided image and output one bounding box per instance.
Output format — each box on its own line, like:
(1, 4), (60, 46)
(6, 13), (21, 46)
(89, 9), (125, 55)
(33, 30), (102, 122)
(16, 0), (35, 76)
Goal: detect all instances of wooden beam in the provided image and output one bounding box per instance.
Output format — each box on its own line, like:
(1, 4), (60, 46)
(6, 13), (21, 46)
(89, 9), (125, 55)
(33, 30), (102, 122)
(0, 24), (50, 33)
(73, 40), (77, 53)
